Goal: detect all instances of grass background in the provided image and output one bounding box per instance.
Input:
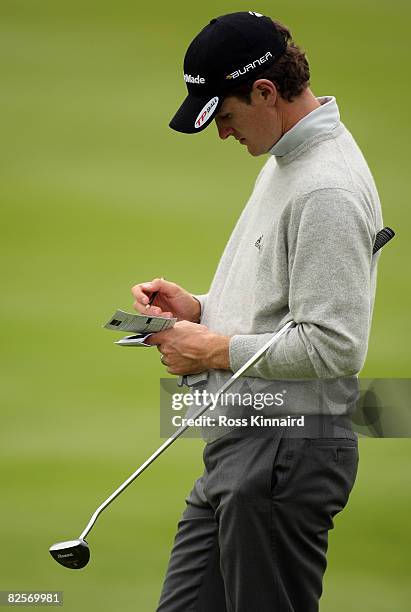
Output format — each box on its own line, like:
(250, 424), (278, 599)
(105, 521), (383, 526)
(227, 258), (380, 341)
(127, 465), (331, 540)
(1, 0), (410, 610)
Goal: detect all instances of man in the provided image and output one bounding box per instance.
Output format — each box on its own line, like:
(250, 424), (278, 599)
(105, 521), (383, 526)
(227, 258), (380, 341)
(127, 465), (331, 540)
(132, 11), (383, 611)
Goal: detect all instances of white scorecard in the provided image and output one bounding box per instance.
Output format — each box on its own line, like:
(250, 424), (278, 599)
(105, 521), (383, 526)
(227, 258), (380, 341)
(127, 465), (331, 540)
(103, 309), (176, 334)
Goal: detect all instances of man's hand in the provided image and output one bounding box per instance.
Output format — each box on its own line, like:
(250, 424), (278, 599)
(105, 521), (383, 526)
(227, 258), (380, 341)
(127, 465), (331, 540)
(131, 278), (201, 322)
(147, 320), (231, 375)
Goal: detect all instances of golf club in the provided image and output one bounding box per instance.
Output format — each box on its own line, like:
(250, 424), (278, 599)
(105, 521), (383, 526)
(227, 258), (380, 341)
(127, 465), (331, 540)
(49, 227), (395, 569)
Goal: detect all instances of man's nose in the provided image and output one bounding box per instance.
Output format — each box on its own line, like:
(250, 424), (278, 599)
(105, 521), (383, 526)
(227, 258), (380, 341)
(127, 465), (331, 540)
(217, 124), (235, 140)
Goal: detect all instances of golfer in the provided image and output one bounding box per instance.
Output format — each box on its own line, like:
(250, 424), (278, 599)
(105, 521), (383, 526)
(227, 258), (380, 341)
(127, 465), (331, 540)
(132, 11), (383, 611)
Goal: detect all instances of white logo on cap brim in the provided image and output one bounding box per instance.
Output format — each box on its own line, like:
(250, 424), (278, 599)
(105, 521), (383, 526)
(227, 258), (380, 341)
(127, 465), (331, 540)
(249, 11), (263, 17)
(194, 97), (219, 129)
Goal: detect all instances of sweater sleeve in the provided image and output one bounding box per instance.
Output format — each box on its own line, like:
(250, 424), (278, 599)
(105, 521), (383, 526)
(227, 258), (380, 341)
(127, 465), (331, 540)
(229, 188), (375, 379)
(192, 293), (208, 320)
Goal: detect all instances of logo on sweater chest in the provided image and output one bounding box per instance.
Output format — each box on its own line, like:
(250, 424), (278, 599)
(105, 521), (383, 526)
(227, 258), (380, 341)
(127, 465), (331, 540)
(254, 235), (264, 251)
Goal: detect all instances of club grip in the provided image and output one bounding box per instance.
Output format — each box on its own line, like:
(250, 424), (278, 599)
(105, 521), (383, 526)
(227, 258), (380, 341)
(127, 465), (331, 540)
(373, 227), (395, 255)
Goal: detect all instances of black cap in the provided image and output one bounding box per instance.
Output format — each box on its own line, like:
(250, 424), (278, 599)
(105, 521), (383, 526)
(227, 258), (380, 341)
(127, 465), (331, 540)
(169, 11), (287, 134)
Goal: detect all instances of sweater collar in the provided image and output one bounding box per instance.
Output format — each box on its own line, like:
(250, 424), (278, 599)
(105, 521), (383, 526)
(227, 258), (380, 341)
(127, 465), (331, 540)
(269, 96), (340, 157)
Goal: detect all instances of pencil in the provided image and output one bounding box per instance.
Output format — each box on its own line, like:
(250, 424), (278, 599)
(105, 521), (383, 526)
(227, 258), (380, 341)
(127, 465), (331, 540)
(145, 277), (164, 309)
(146, 290), (159, 308)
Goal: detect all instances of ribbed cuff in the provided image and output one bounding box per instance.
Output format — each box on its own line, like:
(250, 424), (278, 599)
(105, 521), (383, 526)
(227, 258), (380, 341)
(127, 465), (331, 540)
(192, 293), (208, 322)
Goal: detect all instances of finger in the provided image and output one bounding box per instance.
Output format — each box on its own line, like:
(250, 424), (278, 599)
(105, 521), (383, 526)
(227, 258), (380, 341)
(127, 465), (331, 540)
(160, 354), (169, 366)
(145, 336), (159, 346)
(145, 305), (164, 316)
(133, 301), (165, 315)
(133, 300), (149, 314)
(141, 278), (164, 293)
(141, 280), (166, 311)
(145, 330), (167, 346)
(143, 278), (179, 299)
(131, 283), (151, 301)
(131, 278), (166, 304)
(139, 304), (174, 318)
(131, 284), (152, 311)
(168, 366), (185, 375)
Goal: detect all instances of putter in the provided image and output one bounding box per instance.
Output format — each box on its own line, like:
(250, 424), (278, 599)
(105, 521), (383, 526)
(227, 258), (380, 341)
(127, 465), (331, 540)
(49, 227), (395, 569)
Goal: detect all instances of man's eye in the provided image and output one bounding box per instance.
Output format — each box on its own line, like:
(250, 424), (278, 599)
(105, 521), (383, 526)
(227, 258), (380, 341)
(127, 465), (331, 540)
(221, 113), (232, 120)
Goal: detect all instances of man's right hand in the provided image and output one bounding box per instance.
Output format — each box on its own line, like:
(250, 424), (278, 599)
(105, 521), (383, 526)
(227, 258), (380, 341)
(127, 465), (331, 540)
(131, 278), (201, 322)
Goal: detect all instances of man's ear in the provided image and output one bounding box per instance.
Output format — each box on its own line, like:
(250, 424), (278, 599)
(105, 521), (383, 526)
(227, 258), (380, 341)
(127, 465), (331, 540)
(252, 79), (277, 105)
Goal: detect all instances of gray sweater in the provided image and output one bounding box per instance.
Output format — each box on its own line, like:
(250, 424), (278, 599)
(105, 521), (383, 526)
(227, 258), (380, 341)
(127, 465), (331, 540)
(192, 96), (383, 440)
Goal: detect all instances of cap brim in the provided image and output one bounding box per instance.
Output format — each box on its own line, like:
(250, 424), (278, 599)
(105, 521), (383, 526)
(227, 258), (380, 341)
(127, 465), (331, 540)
(169, 93), (221, 134)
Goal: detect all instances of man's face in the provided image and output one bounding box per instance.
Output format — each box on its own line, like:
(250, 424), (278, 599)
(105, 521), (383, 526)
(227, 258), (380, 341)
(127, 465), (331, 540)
(214, 81), (281, 156)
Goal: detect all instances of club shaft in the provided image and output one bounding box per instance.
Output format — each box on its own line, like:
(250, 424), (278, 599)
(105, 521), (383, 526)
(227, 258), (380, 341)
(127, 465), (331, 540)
(79, 320), (295, 540)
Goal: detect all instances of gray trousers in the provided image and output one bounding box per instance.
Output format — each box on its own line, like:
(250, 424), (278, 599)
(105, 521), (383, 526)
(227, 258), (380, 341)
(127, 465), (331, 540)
(157, 427), (358, 612)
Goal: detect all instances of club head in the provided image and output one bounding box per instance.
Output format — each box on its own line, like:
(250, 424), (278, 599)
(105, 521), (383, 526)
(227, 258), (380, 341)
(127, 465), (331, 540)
(49, 539), (90, 569)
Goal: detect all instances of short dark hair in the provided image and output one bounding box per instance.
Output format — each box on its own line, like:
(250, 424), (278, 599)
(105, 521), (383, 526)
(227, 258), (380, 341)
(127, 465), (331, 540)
(229, 21), (310, 103)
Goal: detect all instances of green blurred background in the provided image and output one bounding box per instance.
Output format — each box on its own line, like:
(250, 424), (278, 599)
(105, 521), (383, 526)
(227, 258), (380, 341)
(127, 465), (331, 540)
(1, 0), (410, 610)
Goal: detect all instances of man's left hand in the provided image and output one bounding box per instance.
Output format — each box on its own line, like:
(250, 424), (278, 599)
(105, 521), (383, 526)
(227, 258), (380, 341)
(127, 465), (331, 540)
(147, 321), (231, 375)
